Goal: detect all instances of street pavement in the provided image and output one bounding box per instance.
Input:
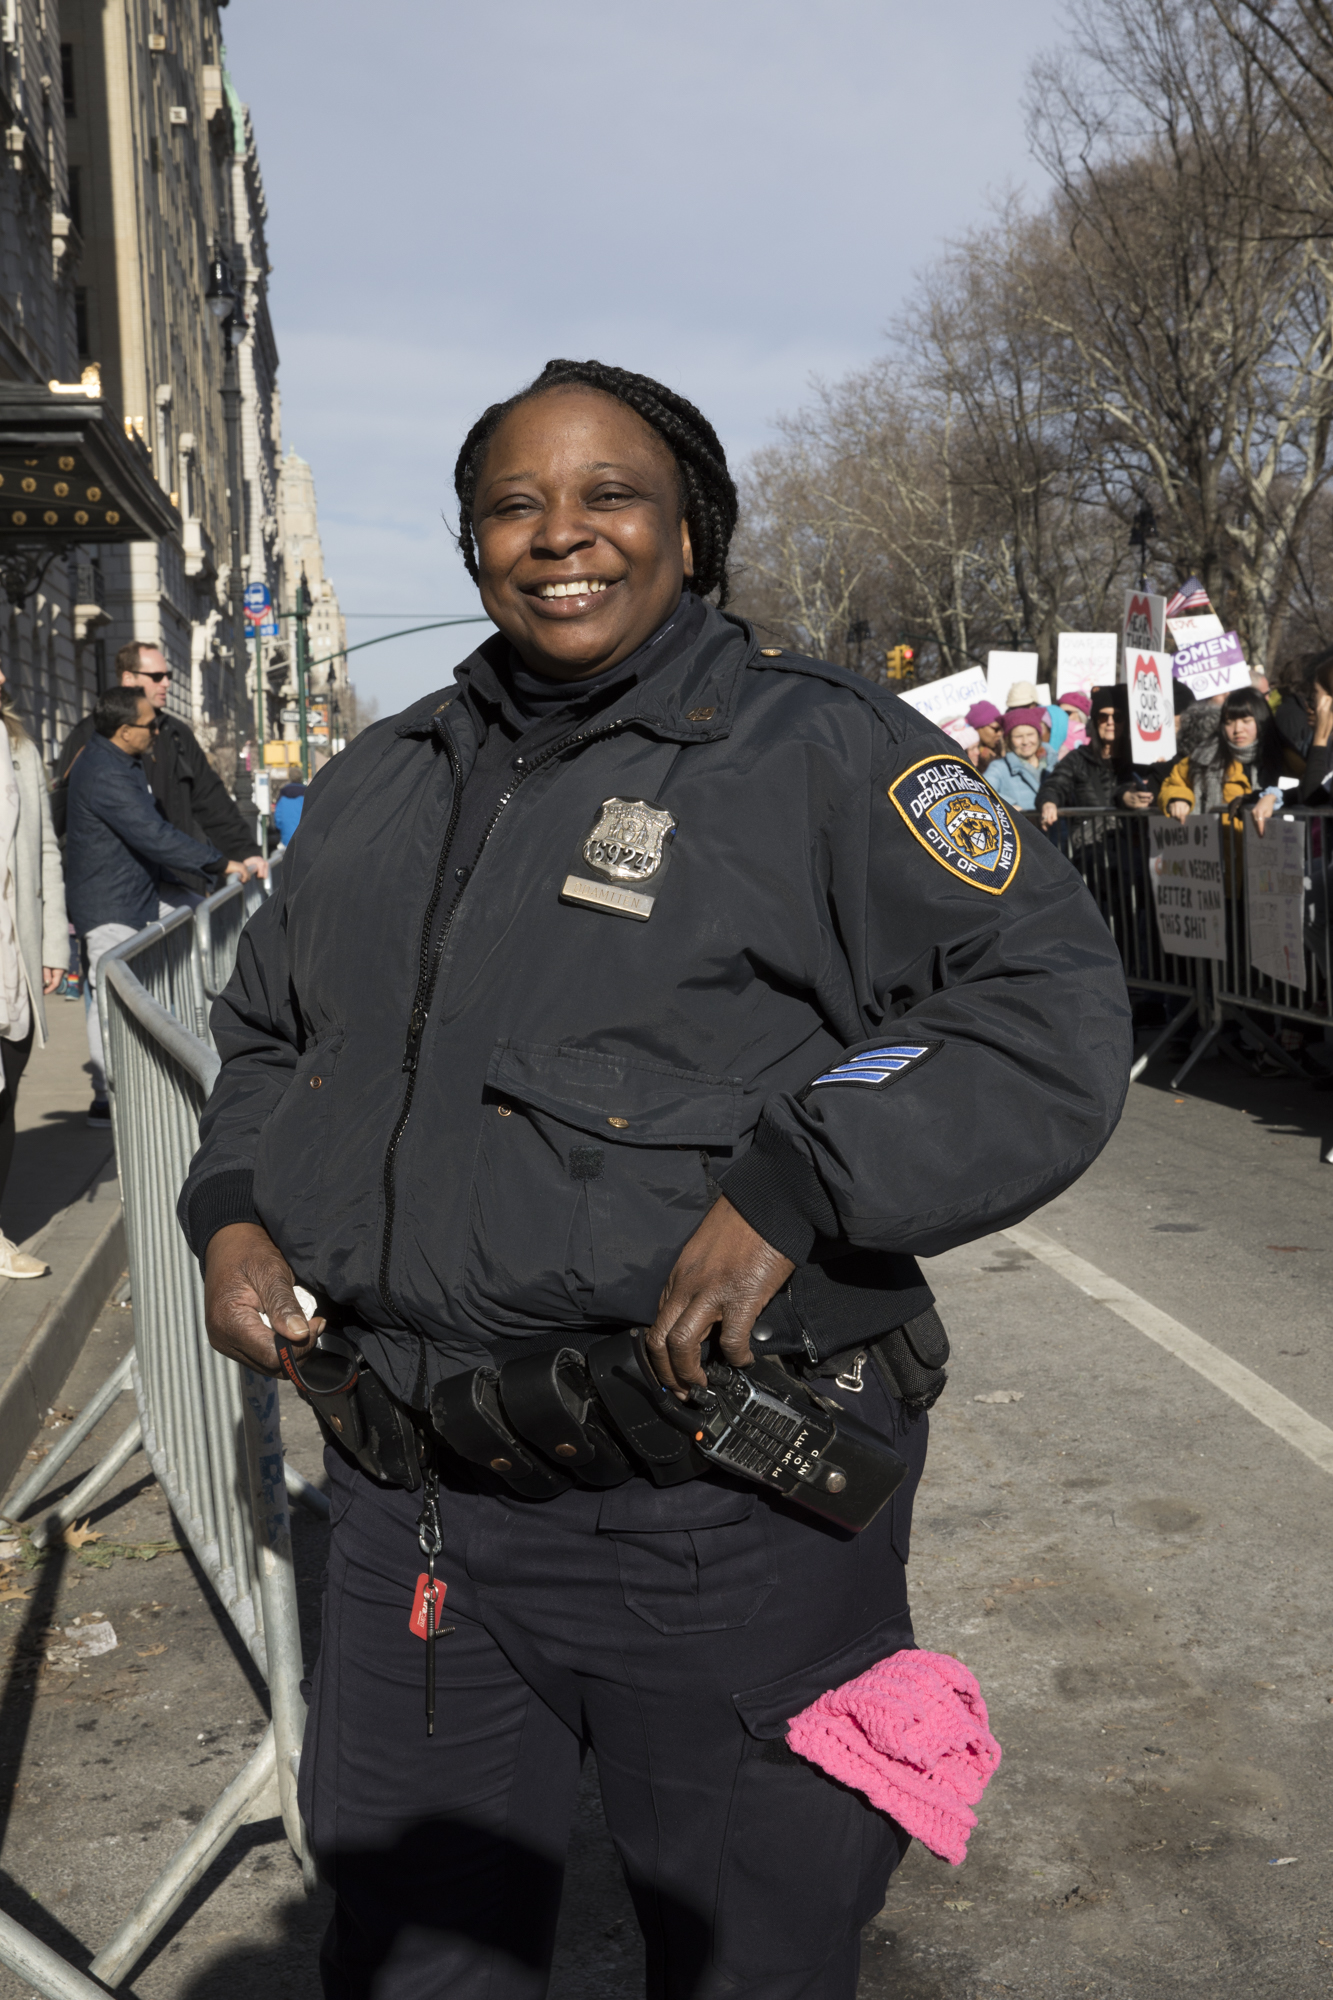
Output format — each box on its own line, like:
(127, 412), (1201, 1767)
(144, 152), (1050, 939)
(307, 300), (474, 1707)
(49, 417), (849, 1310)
(0, 1046), (1328, 1996)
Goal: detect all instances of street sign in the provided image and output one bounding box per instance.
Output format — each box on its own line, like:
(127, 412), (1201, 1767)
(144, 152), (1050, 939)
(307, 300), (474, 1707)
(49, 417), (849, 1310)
(244, 581), (279, 636)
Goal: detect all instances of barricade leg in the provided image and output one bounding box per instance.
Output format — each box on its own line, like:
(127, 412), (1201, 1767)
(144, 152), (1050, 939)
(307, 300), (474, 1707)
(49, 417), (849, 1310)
(240, 1367), (315, 1886)
(0, 1353), (135, 1525)
(284, 1459), (331, 1519)
(28, 1417), (144, 1549)
(0, 1908), (114, 1999)
(1129, 995), (1197, 1082)
(88, 1726), (279, 1990)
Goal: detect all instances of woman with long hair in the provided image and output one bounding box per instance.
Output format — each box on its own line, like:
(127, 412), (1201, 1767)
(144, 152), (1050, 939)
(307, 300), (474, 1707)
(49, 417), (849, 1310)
(0, 671), (69, 1278)
(1159, 686), (1299, 834)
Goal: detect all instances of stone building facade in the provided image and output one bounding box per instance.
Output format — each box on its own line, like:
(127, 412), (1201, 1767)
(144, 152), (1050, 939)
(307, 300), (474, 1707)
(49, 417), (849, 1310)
(271, 446), (348, 768)
(0, 0), (83, 759)
(0, 1), (344, 788)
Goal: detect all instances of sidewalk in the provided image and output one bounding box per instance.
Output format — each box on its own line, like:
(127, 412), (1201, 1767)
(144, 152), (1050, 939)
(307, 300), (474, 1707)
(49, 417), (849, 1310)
(0, 997), (124, 1500)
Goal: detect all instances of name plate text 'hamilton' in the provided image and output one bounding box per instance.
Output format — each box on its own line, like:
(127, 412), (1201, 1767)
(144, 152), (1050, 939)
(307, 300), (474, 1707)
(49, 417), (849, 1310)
(560, 874), (656, 921)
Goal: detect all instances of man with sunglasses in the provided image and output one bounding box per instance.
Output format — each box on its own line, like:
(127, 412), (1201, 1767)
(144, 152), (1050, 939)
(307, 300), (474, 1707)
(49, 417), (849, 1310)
(65, 687), (247, 1124)
(55, 642), (267, 886)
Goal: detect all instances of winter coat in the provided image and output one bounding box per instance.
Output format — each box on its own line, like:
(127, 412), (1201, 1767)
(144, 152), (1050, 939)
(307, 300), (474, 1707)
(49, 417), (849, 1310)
(179, 604), (1132, 1407)
(1035, 742), (1150, 813)
(272, 783), (306, 846)
(10, 731), (68, 1046)
(64, 731), (224, 935)
(985, 751), (1051, 813)
(55, 710), (256, 886)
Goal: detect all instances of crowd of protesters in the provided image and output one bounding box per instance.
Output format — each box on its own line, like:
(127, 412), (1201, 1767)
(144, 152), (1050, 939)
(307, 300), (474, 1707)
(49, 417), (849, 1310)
(956, 673), (1314, 841)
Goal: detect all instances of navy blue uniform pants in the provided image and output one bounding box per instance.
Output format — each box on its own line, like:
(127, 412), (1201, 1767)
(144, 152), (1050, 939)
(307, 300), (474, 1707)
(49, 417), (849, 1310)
(299, 1366), (927, 1999)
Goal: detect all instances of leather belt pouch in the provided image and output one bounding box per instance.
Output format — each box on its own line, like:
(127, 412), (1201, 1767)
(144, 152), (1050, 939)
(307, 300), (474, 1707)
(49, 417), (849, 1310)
(430, 1366), (572, 1499)
(498, 1348), (633, 1489)
(274, 1330), (424, 1492)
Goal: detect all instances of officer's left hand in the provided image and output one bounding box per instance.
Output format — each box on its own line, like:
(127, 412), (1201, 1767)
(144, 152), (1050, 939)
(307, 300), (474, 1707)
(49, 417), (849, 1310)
(645, 1197), (795, 1395)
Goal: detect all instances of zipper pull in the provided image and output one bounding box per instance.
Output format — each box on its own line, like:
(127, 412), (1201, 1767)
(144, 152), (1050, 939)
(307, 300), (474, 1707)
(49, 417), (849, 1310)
(402, 1004), (426, 1074)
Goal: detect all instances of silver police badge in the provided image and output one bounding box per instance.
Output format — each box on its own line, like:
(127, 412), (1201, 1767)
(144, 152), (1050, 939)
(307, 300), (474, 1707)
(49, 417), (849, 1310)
(582, 799), (676, 882)
(560, 798), (676, 921)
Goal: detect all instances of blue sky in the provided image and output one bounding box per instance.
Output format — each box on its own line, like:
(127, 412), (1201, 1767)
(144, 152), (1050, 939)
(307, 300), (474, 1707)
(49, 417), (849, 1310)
(222, 0), (1065, 715)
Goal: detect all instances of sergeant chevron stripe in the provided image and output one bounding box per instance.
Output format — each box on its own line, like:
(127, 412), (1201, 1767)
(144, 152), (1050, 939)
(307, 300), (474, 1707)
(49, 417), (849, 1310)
(808, 1042), (940, 1090)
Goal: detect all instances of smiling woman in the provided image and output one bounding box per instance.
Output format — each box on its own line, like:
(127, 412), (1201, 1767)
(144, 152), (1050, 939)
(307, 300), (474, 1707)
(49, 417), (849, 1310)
(453, 356), (737, 681)
(186, 353), (1132, 2000)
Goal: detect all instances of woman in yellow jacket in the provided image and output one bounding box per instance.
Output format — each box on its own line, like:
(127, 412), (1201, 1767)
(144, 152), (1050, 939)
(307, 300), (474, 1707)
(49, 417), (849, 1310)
(1159, 686), (1300, 837)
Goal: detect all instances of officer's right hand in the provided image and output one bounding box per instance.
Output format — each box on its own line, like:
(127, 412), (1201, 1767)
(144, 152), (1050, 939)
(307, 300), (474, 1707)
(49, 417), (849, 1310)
(204, 1222), (323, 1374)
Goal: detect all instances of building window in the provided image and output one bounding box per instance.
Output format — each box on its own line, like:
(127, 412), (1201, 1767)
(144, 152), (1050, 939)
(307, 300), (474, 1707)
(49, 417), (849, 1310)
(67, 165), (81, 235)
(74, 288), (89, 359)
(60, 45), (76, 118)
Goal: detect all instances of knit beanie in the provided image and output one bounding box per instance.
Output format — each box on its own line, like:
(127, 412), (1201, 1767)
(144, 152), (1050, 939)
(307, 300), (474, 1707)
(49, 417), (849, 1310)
(966, 701), (1002, 730)
(1003, 706), (1045, 735)
(1058, 690), (1091, 716)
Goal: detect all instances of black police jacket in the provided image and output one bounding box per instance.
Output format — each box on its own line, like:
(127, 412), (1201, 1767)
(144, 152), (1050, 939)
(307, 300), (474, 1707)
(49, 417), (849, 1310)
(179, 606), (1132, 1404)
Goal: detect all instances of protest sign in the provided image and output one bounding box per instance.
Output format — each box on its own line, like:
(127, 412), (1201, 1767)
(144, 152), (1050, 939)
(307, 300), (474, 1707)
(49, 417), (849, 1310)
(986, 651), (1039, 705)
(1123, 590), (1165, 658)
(1245, 815), (1306, 988)
(1149, 817), (1225, 960)
(1056, 632), (1117, 699)
(1127, 652), (1176, 762)
(897, 666), (989, 735)
(1167, 611), (1224, 646)
(1171, 629), (1251, 699)
(1035, 683), (1051, 706)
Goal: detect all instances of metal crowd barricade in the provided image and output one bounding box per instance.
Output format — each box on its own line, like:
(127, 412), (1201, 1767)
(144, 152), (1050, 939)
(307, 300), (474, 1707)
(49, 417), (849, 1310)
(1031, 806), (1205, 1082)
(1036, 802), (1333, 1091)
(0, 875), (318, 1997)
(194, 845), (285, 1014)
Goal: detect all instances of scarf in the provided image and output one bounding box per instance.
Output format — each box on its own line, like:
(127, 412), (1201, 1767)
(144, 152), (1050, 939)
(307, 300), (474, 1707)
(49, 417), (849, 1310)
(0, 727), (29, 1047)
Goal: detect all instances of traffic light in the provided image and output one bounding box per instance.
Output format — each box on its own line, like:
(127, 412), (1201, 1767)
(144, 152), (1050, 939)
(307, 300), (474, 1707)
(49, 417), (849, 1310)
(885, 645), (915, 681)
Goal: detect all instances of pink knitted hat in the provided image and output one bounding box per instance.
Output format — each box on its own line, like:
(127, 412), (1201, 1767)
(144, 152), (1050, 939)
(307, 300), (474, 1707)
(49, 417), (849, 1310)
(786, 1648), (1001, 1867)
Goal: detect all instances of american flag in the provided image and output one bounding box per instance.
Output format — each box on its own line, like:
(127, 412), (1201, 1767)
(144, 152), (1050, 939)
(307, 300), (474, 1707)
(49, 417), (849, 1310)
(1165, 577), (1211, 619)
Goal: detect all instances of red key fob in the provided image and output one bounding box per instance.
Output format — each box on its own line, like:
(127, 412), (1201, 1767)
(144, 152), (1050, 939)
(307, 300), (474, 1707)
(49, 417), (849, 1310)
(409, 1572), (448, 1641)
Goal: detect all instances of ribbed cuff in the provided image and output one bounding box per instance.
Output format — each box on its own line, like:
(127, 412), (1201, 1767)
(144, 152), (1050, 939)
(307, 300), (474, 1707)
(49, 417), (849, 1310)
(184, 1168), (260, 1259)
(720, 1121), (838, 1266)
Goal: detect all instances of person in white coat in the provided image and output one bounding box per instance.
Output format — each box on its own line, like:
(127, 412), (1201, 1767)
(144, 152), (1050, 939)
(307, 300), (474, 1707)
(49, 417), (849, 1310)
(0, 669), (69, 1279)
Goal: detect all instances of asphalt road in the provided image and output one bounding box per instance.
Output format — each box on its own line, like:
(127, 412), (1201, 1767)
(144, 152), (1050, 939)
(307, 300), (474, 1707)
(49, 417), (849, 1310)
(0, 1048), (1328, 1998)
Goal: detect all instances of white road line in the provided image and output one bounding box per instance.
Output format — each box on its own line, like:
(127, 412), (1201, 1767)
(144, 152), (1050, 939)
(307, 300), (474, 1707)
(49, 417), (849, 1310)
(1003, 1220), (1333, 1477)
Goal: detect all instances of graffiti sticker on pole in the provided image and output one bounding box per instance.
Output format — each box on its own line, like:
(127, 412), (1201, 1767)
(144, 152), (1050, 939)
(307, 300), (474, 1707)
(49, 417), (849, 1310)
(1149, 817), (1225, 961)
(1128, 651), (1176, 762)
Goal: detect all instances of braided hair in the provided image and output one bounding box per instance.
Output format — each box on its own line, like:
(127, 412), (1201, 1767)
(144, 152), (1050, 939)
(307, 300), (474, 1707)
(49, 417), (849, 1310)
(452, 359), (738, 606)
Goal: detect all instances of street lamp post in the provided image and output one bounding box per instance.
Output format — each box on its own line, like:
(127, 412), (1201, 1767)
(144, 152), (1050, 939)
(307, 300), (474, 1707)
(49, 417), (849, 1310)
(294, 572), (311, 780)
(205, 249), (253, 742)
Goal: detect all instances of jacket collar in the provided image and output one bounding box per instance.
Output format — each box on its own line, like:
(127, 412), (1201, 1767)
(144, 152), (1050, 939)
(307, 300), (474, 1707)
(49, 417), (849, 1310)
(395, 601), (756, 750)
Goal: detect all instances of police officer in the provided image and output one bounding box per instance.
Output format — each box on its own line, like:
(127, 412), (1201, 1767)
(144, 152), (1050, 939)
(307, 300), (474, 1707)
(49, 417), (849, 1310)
(183, 359), (1131, 1999)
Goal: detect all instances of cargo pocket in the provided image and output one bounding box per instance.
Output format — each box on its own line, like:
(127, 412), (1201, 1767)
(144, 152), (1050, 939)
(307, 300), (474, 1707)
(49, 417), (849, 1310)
(714, 1615), (917, 1974)
(253, 1030), (344, 1272)
(466, 1040), (743, 1330)
(598, 1480), (775, 1634)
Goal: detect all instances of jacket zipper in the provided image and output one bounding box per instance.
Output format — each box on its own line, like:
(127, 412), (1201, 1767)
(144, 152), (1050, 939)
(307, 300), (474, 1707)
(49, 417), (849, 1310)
(377, 713), (629, 1316)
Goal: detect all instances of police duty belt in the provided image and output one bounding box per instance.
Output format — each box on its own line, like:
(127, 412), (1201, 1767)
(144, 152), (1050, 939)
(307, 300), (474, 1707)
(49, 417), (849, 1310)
(275, 1326), (908, 1534)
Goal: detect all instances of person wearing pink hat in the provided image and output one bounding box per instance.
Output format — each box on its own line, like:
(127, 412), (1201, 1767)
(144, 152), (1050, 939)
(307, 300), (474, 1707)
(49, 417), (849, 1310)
(1057, 689), (1091, 760)
(986, 706), (1054, 811)
(964, 700), (1003, 772)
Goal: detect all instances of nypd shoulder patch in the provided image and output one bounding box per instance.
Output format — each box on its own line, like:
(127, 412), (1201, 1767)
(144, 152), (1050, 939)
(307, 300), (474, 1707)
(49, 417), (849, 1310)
(805, 1041), (941, 1092)
(887, 756), (1020, 894)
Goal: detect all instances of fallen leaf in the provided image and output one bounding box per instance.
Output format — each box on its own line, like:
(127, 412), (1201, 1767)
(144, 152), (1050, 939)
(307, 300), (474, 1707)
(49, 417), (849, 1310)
(0, 1586), (30, 1604)
(942, 1899), (973, 1911)
(63, 1522), (103, 1551)
(974, 1390), (1024, 1404)
(135, 1644), (166, 1658)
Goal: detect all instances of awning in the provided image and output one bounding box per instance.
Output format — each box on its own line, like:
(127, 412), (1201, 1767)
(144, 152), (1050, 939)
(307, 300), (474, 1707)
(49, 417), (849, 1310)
(0, 375), (181, 605)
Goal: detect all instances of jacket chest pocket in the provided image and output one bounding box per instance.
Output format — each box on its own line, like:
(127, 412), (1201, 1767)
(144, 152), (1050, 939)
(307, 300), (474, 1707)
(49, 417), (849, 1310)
(464, 1040), (743, 1331)
(252, 1032), (345, 1271)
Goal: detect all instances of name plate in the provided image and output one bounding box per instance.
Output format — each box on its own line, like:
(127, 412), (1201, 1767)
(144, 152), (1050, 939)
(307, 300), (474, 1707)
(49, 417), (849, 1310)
(560, 874), (655, 922)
